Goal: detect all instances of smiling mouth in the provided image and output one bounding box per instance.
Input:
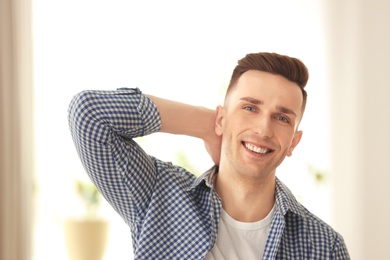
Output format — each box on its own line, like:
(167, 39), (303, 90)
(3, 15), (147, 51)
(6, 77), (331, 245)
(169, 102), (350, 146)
(243, 142), (273, 154)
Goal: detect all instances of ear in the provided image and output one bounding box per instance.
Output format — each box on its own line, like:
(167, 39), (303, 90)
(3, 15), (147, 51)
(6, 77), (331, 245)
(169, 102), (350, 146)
(215, 105), (225, 136)
(287, 130), (303, 157)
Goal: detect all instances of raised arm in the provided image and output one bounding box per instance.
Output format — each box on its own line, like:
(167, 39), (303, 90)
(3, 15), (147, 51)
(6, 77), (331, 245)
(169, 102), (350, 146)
(68, 88), (224, 257)
(68, 88), (221, 226)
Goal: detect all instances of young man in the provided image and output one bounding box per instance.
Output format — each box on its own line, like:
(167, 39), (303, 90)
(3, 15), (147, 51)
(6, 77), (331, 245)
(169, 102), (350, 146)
(68, 52), (350, 259)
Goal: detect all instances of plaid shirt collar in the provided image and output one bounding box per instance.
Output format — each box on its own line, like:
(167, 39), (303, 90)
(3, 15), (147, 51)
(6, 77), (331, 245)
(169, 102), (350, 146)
(188, 165), (303, 218)
(188, 165), (218, 191)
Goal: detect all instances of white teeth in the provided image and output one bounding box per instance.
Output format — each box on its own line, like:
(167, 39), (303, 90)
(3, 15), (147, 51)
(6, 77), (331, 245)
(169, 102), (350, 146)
(245, 143), (269, 154)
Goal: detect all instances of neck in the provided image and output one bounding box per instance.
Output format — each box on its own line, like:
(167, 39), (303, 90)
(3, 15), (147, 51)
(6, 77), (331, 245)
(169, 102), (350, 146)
(214, 170), (276, 222)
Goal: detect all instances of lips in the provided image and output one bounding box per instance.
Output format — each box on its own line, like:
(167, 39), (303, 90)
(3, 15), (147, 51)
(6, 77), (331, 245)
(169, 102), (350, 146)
(243, 142), (273, 154)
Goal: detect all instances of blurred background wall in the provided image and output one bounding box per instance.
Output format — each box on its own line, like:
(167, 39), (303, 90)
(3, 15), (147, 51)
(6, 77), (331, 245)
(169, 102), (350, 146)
(326, 1), (390, 259)
(0, 0), (34, 259)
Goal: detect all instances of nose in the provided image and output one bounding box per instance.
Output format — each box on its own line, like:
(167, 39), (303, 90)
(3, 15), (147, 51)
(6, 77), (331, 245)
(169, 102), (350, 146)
(253, 116), (273, 139)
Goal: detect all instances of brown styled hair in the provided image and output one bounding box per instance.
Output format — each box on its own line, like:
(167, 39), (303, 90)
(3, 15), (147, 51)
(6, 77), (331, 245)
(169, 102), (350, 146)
(226, 52), (309, 114)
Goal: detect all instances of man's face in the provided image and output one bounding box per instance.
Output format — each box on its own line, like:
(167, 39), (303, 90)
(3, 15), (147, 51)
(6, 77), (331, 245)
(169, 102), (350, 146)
(216, 70), (303, 181)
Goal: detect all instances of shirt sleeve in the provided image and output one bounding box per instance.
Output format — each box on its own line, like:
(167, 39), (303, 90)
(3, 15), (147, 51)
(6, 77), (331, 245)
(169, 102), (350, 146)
(332, 234), (351, 260)
(67, 88), (161, 227)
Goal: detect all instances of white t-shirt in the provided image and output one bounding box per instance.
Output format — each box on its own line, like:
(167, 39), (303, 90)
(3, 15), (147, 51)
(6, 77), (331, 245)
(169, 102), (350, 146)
(205, 205), (275, 260)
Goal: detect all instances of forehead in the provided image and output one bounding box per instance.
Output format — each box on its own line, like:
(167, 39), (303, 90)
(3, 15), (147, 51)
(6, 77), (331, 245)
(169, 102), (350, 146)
(227, 70), (303, 115)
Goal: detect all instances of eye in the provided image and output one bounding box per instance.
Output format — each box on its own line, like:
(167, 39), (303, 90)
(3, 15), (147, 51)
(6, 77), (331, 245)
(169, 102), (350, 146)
(276, 115), (289, 123)
(244, 106), (256, 112)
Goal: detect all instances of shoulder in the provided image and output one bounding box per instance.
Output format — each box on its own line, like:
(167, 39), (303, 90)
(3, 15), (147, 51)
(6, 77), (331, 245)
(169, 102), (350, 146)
(291, 206), (350, 259)
(294, 201), (343, 243)
(276, 178), (340, 236)
(275, 178), (350, 259)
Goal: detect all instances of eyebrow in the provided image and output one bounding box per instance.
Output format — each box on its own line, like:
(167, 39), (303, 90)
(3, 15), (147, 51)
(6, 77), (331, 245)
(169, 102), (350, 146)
(240, 97), (297, 117)
(239, 97), (263, 105)
(276, 105), (297, 117)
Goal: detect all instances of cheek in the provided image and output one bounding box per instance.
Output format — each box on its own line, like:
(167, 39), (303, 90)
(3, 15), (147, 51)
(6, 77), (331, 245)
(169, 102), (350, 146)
(219, 111), (249, 138)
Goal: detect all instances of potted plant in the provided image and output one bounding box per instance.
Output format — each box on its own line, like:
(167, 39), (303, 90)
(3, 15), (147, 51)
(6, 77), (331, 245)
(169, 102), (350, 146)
(64, 180), (109, 260)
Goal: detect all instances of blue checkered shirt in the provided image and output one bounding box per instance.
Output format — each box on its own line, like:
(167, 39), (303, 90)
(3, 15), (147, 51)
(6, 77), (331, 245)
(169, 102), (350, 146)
(68, 88), (350, 259)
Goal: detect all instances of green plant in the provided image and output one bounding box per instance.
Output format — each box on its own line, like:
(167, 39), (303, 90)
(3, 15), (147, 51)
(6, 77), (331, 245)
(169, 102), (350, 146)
(175, 150), (201, 176)
(75, 180), (102, 219)
(307, 164), (327, 185)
